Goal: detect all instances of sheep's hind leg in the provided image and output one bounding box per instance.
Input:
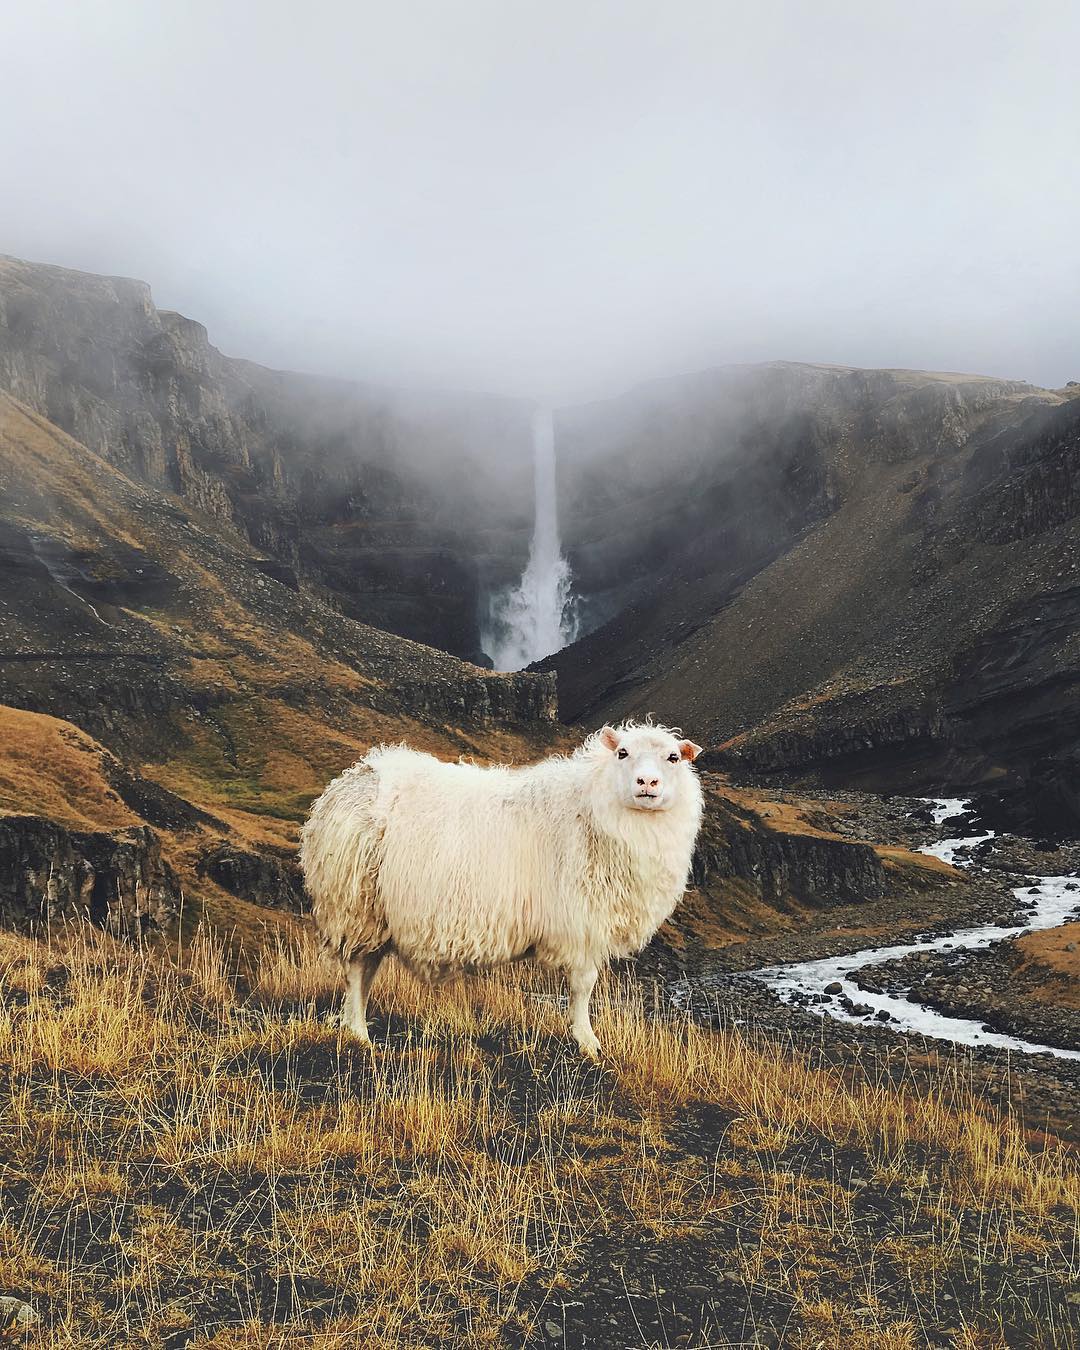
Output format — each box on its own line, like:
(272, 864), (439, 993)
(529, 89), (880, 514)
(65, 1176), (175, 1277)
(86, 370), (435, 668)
(567, 964), (601, 1058)
(342, 949), (386, 1044)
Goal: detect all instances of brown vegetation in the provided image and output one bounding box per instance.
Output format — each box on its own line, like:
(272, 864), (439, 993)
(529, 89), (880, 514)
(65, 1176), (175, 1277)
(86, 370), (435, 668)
(0, 923), (1077, 1347)
(1013, 922), (1080, 1011)
(0, 708), (137, 833)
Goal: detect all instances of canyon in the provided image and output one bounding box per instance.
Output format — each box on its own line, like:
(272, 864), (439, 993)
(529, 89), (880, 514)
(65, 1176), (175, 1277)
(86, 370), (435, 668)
(0, 252), (1078, 949)
(546, 363), (1080, 818)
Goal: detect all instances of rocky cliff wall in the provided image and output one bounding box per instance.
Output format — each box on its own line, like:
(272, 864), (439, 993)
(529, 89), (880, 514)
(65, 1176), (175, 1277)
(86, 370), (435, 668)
(0, 814), (181, 936)
(0, 256), (534, 663)
(692, 781), (888, 910)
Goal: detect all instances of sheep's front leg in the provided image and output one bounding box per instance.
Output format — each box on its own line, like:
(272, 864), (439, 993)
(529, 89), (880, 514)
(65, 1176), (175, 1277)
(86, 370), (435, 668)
(342, 949), (385, 1043)
(567, 963), (601, 1058)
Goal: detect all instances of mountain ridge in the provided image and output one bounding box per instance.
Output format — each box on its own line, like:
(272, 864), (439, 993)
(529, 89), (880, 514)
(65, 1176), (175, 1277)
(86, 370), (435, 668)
(545, 362), (1079, 822)
(0, 253), (539, 664)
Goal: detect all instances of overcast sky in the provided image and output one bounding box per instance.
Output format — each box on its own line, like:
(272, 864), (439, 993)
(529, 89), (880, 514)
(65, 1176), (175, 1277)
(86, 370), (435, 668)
(2, 1), (1077, 399)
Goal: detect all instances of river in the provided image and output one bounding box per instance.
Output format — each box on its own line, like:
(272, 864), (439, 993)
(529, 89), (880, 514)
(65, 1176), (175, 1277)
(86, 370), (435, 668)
(742, 800), (1080, 1062)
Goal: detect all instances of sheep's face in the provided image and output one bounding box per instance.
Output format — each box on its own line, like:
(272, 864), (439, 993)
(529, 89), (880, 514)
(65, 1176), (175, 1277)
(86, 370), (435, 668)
(598, 725), (703, 813)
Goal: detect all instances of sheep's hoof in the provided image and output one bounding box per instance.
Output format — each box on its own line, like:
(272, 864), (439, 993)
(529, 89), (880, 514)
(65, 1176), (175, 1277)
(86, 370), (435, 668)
(576, 1035), (602, 1060)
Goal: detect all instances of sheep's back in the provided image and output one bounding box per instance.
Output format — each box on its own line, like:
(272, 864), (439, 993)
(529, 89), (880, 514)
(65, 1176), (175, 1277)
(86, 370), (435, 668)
(300, 745), (702, 972)
(371, 749), (591, 968)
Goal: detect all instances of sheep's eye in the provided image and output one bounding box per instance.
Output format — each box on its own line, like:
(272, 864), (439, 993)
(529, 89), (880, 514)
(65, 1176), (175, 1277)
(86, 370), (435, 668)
(667, 753), (680, 763)
(616, 748), (628, 759)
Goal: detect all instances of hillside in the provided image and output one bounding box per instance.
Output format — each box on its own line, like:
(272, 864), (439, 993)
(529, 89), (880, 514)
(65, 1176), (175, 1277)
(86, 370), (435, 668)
(0, 388), (562, 933)
(7, 253), (1079, 832)
(0, 257), (963, 944)
(0, 385), (939, 948)
(0, 254), (536, 665)
(545, 362), (1080, 820)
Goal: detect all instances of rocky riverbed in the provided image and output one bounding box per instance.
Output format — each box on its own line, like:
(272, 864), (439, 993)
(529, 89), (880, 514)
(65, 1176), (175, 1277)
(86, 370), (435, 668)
(654, 792), (1080, 1142)
(853, 934), (1080, 1055)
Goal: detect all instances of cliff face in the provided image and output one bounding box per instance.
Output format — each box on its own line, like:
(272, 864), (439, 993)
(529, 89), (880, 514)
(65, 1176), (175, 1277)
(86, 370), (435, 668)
(0, 255), (534, 664)
(0, 815), (180, 936)
(552, 366), (838, 639)
(0, 392), (555, 753)
(0, 376), (558, 931)
(544, 364), (1080, 816)
(691, 778), (888, 911)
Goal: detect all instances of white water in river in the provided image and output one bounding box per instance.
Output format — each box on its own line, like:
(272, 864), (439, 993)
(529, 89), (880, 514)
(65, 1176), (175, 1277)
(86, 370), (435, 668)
(749, 876), (1080, 1061)
(483, 408), (577, 670)
(915, 797), (996, 867)
(740, 801), (1080, 1061)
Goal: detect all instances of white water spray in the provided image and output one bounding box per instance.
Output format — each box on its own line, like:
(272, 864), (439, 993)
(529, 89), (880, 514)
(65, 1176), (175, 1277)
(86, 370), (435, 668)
(484, 407), (578, 670)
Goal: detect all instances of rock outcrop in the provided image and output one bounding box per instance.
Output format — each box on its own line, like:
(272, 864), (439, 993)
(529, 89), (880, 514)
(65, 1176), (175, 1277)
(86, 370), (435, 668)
(693, 779), (887, 910)
(0, 814), (181, 935)
(197, 842), (306, 913)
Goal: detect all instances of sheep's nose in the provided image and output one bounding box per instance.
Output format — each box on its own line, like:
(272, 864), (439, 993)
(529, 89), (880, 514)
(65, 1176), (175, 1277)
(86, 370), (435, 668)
(636, 775), (661, 789)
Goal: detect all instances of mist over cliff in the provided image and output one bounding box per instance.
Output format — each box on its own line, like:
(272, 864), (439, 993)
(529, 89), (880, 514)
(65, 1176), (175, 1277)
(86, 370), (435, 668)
(4, 250), (1078, 836)
(2, 2), (1077, 399)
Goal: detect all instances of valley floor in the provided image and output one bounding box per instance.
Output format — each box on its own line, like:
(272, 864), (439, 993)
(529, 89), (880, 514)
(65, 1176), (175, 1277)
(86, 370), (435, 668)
(656, 793), (1080, 1147)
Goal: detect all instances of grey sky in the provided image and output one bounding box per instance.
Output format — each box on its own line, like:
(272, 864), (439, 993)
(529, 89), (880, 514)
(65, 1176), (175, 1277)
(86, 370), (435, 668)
(2, 1), (1077, 399)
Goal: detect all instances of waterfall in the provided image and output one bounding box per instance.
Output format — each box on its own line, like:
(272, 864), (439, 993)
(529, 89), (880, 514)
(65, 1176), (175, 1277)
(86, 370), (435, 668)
(483, 407), (578, 670)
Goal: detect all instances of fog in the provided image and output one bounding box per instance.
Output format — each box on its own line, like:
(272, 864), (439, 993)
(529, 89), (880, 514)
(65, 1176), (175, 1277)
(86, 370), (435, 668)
(2, 1), (1077, 399)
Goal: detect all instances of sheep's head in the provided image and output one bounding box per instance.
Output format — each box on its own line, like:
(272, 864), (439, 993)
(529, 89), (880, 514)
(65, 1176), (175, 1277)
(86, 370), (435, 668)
(595, 722), (703, 813)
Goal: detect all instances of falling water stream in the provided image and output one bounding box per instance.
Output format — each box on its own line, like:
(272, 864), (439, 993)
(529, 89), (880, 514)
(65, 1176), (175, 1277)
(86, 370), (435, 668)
(483, 407), (577, 670)
(30, 536), (107, 624)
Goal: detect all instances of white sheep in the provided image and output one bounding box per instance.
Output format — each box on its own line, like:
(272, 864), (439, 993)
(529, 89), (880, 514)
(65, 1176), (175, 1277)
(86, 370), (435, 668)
(299, 721), (703, 1055)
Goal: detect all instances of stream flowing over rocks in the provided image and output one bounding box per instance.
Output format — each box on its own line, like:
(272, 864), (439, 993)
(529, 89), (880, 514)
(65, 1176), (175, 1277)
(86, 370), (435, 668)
(737, 800), (1080, 1061)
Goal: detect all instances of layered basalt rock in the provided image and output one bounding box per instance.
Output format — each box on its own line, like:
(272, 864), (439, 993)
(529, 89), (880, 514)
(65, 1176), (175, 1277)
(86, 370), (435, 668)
(0, 814), (181, 935)
(197, 842), (306, 914)
(692, 780), (887, 911)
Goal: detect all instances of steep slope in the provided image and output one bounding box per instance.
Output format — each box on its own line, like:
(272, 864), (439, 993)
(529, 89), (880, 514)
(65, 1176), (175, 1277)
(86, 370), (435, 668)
(0, 389), (561, 928)
(0, 254), (535, 663)
(545, 363), (1079, 803)
(0, 704), (185, 934)
(0, 388), (932, 939)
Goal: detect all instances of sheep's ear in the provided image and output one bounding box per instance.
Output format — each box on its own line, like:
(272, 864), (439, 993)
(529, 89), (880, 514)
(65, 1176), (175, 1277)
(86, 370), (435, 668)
(599, 726), (620, 752)
(679, 740), (703, 762)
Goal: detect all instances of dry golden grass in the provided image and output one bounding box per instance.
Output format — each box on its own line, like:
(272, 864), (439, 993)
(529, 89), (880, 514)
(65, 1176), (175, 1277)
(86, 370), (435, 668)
(1013, 922), (1080, 1009)
(0, 923), (1077, 1347)
(0, 707), (138, 832)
